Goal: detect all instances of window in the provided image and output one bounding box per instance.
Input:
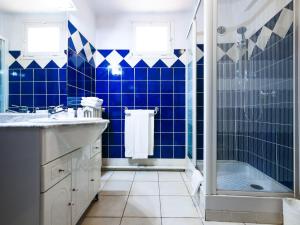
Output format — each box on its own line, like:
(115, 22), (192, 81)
(133, 22), (172, 56)
(24, 22), (64, 57)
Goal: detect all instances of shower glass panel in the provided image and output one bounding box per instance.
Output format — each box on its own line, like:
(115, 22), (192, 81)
(186, 20), (197, 164)
(216, 0), (294, 193)
(0, 38), (6, 112)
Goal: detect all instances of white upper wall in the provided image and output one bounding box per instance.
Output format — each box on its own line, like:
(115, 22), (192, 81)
(0, 0), (76, 13)
(95, 12), (191, 49)
(68, 0), (96, 45)
(0, 12), (67, 50)
(0, 13), (11, 40)
(88, 0), (194, 14)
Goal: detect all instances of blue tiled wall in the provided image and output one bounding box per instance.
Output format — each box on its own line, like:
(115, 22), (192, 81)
(95, 50), (186, 159)
(217, 1), (294, 189)
(8, 51), (67, 111)
(197, 44), (204, 160)
(67, 21), (96, 106)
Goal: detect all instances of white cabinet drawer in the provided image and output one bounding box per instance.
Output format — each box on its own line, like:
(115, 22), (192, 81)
(41, 176), (71, 225)
(41, 154), (71, 192)
(89, 153), (101, 201)
(90, 139), (101, 158)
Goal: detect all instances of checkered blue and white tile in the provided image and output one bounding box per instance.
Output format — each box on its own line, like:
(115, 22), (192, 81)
(68, 24), (204, 69)
(67, 21), (96, 106)
(248, 1), (293, 58)
(8, 51), (67, 111)
(8, 51), (67, 70)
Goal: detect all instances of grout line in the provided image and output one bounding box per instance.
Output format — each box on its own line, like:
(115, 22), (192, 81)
(119, 171), (136, 225)
(158, 172), (163, 225)
(180, 172), (202, 218)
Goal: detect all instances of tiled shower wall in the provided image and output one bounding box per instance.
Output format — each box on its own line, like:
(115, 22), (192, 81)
(95, 51), (187, 159)
(217, 1), (294, 189)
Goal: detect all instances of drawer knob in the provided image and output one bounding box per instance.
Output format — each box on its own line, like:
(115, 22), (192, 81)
(91, 179), (95, 182)
(95, 147), (99, 149)
(72, 188), (79, 192)
(58, 169), (65, 173)
(68, 202), (74, 206)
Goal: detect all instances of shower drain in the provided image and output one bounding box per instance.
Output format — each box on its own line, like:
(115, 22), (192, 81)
(250, 184), (264, 190)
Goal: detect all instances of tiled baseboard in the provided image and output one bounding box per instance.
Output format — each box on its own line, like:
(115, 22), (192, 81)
(102, 158), (186, 170)
(205, 209), (283, 224)
(204, 194), (285, 224)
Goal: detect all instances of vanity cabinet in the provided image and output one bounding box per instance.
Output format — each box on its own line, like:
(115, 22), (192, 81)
(88, 153), (101, 201)
(71, 146), (90, 225)
(41, 140), (102, 225)
(0, 118), (108, 225)
(41, 176), (72, 225)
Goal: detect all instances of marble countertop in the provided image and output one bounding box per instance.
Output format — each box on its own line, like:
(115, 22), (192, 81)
(0, 117), (110, 128)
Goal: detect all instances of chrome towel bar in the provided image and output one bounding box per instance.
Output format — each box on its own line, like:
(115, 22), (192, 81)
(124, 107), (159, 116)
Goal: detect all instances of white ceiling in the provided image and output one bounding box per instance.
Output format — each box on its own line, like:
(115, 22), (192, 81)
(0, 0), (76, 13)
(87, 0), (195, 14)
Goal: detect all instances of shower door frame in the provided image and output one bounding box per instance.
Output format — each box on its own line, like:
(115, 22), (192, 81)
(0, 35), (8, 112)
(204, 0), (300, 199)
(186, 19), (198, 166)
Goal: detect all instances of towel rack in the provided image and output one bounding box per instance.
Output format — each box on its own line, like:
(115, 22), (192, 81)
(124, 107), (159, 116)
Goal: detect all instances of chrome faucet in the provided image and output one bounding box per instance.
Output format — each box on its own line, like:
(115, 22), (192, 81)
(10, 105), (29, 113)
(5, 109), (18, 113)
(48, 105), (68, 117)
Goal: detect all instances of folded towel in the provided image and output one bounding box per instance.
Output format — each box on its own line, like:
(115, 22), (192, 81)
(81, 97), (103, 104)
(81, 99), (103, 109)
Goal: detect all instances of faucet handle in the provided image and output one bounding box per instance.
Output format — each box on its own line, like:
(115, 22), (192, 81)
(33, 107), (40, 113)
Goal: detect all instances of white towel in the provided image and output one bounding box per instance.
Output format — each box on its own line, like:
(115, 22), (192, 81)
(81, 97), (103, 104)
(125, 110), (135, 158)
(133, 110), (149, 159)
(191, 170), (203, 196)
(81, 100), (102, 109)
(124, 110), (155, 159)
(147, 110), (154, 156)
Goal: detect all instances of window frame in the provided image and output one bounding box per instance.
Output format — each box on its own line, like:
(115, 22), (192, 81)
(132, 21), (173, 57)
(23, 22), (65, 58)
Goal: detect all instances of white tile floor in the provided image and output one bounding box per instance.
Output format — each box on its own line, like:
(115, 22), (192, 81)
(81, 171), (275, 225)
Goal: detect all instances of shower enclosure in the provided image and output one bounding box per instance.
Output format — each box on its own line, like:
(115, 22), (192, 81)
(202, 0), (299, 223)
(216, 0), (294, 194)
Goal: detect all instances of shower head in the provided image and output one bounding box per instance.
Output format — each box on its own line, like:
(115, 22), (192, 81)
(237, 26), (247, 43)
(237, 26), (247, 35)
(217, 26), (226, 35)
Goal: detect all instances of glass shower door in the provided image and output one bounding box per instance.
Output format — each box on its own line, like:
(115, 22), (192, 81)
(186, 20), (197, 164)
(216, 0), (294, 193)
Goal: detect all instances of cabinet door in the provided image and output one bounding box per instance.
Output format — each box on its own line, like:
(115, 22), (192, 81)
(41, 176), (71, 225)
(89, 153), (101, 201)
(71, 146), (90, 225)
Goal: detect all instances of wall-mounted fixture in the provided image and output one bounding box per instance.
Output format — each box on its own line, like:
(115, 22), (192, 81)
(108, 64), (122, 76)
